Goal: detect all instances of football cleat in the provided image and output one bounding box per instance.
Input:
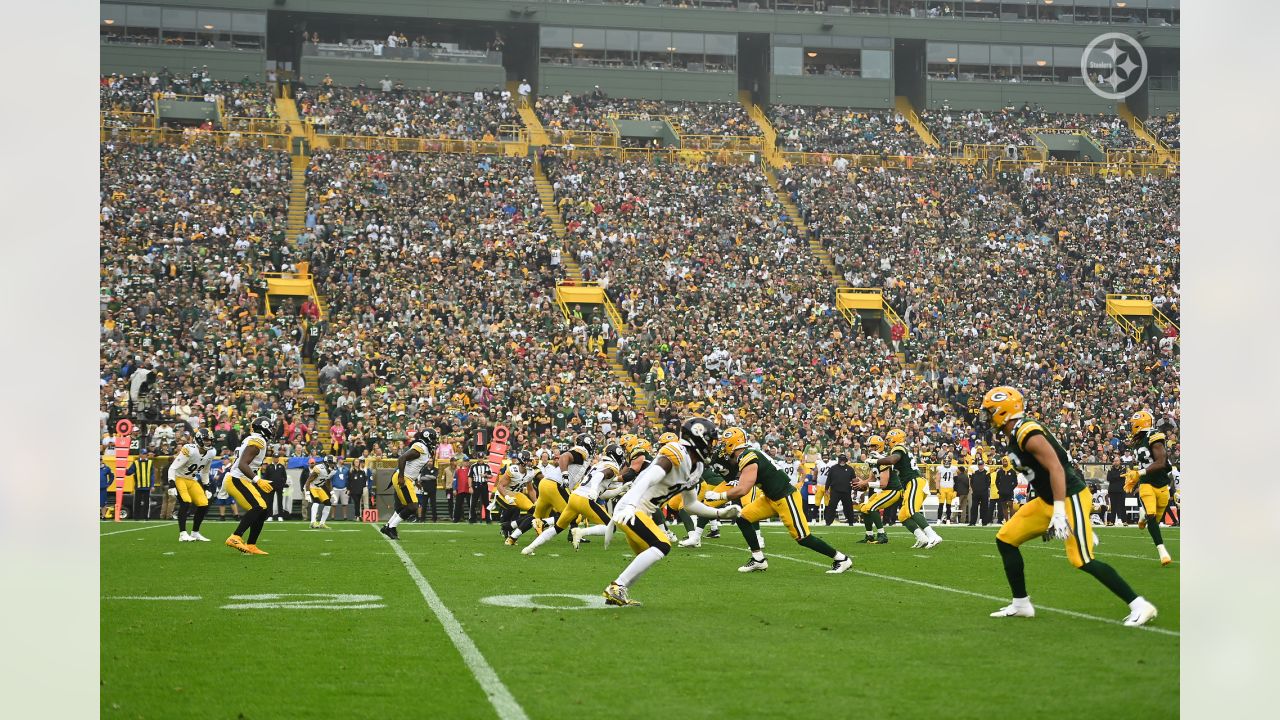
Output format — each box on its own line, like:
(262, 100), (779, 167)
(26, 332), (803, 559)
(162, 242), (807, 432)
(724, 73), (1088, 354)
(924, 536), (944, 549)
(571, 527), (584, 550)
(1159, 550), (1172, 567)
(706, 528), (721, 539)
(665, 528), (679, 544)
(225, 535), (250, 554)
(856, 536), (874, 544)
(379, 525), (397, 541)
(1123, 600), (1159, 627)
(179, 531), (194, 542)
(827, 557), (853, 574)
(504, 537), (517, 546)
(738, 558), (769, 573)
(533, 519), (545, 535)
(317, 522), (329, 529)
(603, 582), (640, 607)
(520, 545), (535, 556)
(678, 533), (701, 548)
(911, 538), (926, 549)
(990, 602), (1036, 619)
(310, 522), (319, 529)
(870, 534), (889, 544)
(244, 544), (269, 556)
(190, 532), (210, 542)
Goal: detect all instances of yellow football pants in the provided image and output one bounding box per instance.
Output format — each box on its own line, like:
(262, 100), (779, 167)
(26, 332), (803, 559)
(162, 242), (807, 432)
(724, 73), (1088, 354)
(1138, 484), (1170, 520)
(224, 476), (267, 512)
(620, 510), (671, 554)
(534, 478), (569, 519)
(814, 485), (827, 510)
(174, 477), (208, 507)
(495, 491), (534, 513)
(898, 477), (926, 522)
(938, 488), (956, 505)
(996, 490), (1096, 568)
(740, 490), (811, 541)
(391, 471), (418, 507)
(556, 494), (611, 531)
(309, 486), (331, 505)
(861, 489), (903, 514)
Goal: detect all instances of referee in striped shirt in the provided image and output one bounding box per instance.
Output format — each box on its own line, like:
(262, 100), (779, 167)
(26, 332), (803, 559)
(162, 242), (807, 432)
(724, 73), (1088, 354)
(126, 448), (158, 520)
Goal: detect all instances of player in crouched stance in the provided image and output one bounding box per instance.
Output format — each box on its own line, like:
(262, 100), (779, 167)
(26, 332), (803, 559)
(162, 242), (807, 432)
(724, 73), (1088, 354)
(708, 427), (853, 575)
(980, 387), (1158, 627)
(603, 419), (741, 607)
(522, 443), (629, 554)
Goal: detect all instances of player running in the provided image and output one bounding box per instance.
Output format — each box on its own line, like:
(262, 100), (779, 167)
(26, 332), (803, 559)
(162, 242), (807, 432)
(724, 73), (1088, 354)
(522, 443), (629, 554)
(380, 428), (437, 540)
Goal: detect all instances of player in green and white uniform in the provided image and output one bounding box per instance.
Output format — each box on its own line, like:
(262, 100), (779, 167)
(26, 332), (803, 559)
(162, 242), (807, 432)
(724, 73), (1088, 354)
(708, 427), (852, 574)
(870, 429), (943, 549)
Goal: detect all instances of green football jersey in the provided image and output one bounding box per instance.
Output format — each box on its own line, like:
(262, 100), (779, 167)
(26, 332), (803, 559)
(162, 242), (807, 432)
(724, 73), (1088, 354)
(1130, 431), (1172, 488)
(734, 447), (795, 501)
(1006, 418), (1087, 501)
(889, 445), (920, 484)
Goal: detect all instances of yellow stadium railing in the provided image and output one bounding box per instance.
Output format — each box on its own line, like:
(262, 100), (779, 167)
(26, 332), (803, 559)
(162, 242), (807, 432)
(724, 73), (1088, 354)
(100, 125), (291, 151)
(222, 116), (285, 134)
(679, 134), (764, 152)
(100, 111), (157, 129)
(542, 128), (620, 148)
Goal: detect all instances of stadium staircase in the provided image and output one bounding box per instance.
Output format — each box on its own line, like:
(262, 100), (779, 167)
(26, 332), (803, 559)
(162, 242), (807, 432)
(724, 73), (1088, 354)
(1118, 103), (1177, 165)
(895, 96), (940, 149)
(1105, 293), (1179, 344)
(763, 168), (841, 281)
(301, 361), (333, 440)
(740, 90), (787, 168)
(286, 154), (310, 245)
(516, 96), (551, 147)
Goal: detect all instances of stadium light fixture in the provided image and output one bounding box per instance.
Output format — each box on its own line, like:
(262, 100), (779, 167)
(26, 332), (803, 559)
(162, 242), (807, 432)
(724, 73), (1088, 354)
(572, 42), (584, 49)
(667, 46), (677, 52)
(1035, 59), (1048, 66)
(946, 57), (957, 63)
(104, 19), (115, 24)
(806, 51), (818, 58)
(204, 24), (214, 29)
(1115, 1), (1127, 6)
(1043, 0), (1054, 5)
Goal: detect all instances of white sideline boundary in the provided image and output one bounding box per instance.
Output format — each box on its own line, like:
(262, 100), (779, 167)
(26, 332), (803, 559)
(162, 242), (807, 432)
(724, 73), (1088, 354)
(705, 543), (1179, 638)
(375, 527), (529, 720)
(99, 523), (171, 536)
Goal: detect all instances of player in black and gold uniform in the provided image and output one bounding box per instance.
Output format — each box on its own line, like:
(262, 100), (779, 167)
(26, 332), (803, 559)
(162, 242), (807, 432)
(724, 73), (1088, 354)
(495, 452), (537, 545)
(710, 427), (853, 574)
(1124, 411), (1174, 566)
(980, 387), (1158, 626)
(381, 428), (437, 541)
(869, 429), (943, 549)
(306, 456), (334, 529)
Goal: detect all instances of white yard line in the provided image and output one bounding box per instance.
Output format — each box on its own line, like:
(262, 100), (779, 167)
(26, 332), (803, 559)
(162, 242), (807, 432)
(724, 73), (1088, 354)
(103, 595), (202, 601)
(99, 523), (172, 537)
(705, 543), (1179, 638)
(375, 527), (529, 720)
(906, 534), (1179, 565)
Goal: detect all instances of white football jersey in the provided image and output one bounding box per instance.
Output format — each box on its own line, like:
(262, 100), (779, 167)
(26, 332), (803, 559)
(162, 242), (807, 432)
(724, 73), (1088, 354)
(937, 465), (957, 489)
(573, 458), (622, 499)
(816, 460), (836, 486)
(404, 440), (433, 479)
(560, 444), (591, 488)
(168, 443), (214, 481)
(227, 433), (267, 480)
(622, 441), (703, 514)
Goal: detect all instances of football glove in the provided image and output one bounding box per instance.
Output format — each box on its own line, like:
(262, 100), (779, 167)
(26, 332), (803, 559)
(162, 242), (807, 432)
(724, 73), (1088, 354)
(612, 504), (637, 527)
(1123, 469), (1141, 493)
(167, 487), (178, 497)
(717, 505), (741, 520)
(502, 494), (518, 505)
(579, 486), (599, 502)
(704, 490), (726, 502)
(1043, 501), (1069, 541)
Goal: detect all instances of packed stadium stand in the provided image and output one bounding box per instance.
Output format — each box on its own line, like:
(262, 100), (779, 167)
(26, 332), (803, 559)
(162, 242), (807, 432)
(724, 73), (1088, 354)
(297, 86), (518, 139)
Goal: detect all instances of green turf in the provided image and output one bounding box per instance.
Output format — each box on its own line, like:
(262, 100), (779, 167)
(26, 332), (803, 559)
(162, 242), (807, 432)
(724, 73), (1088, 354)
(101, 519), (1178, 719)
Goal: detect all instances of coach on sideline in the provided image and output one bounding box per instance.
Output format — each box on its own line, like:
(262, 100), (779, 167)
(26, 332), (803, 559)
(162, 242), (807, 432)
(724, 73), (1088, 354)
(823, 455), (856, 525)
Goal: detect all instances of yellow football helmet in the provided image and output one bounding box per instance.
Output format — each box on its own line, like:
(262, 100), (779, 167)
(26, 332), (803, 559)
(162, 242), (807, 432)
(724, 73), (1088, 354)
(619, 433), (639, 453)
(886, 429), (907, 448)
(716, 426), (749, 458)
(630, 439), (652, 457)
(867, 435), (885, 452)
(657, 432), (678, 446)
(1129, 410), (1154, 438)
(980, 386), (1025, 430)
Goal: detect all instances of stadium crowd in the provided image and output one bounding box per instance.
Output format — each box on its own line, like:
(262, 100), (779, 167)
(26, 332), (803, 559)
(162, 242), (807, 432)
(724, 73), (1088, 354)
(921, 107), (1141, 150)
(296, 84), (517, 139)
(299, 150), (646, 458)
(1145, 111), (1180, 150)
(100, 70), (276, 118)
(536, 91), (760, 139)
(98, 138), (311, 454)
(769, 105), (932, 156)
(779, 161), (1179, 463)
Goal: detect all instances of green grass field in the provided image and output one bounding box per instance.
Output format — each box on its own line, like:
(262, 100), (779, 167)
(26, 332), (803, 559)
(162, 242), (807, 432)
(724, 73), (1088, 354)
(101, 519), (1178, 719)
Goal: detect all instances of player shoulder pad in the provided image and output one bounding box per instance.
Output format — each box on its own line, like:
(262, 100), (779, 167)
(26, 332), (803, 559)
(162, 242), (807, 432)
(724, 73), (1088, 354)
(568, 446), (589, 465)
(658, 442), (690, 471)
(737, 449), (759, 470)
(1013, 420), (1044, 448)
(890, 445), (909, 458)
(246, 434), (266, 449)
(597, 459), (620, 476)
(1147, 431), (1166, 445)
(411, 440), (429, 455)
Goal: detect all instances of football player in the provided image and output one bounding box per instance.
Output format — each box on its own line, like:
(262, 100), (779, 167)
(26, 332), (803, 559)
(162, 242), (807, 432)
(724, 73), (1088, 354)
(869, 429), (943, 549)
(495, 451), (536, 545)
(522, 444), (629, 554)
(306, 456), (334, 529)
(1124, 411), (1174, 566)
(936, 458), (958, 524)
(603, 419), (741, 606)
(380, 428), (437, 540)
(530, 436), (592, 532)
(707, 427), (852, 574)
(170, 428), (216, 542)
(222, 417), (275, 555)
(854, 436), (899, 544)
(980, 387), (1158, 626)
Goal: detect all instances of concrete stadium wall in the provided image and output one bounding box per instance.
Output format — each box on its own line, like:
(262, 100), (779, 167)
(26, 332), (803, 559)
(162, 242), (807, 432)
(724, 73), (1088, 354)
(539, 66), (737, 103)
(769, 76), (894, 109)
(298, 57), (505, 91)
(101, 45), (266, 81)
(1147, 89), (1180, 118)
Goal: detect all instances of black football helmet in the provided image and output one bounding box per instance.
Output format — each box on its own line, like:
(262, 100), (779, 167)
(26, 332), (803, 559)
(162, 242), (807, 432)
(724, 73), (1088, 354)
(517, 450), (532, 465)
(414, 427), (439, 454)
(250, 416), (275, 440)
(195, 427), (213, 451)
(603, 443), (626, 467)
(574, 434), (596, 455)
(679, 417), (718, 461)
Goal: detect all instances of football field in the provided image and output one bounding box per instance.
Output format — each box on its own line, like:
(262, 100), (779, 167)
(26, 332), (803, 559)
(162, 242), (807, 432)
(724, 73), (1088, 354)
(101, 519), (1178, 719)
